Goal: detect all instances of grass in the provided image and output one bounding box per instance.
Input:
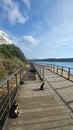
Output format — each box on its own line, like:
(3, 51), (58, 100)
(0, 44), (28, 82)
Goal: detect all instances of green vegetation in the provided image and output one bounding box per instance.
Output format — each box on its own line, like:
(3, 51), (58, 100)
(0, 44), (28, 81)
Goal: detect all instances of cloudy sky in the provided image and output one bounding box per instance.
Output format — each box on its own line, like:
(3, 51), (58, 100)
(0, 0), (73, 59)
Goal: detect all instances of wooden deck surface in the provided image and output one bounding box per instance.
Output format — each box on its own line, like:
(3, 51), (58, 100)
(3, 65), (73, 130)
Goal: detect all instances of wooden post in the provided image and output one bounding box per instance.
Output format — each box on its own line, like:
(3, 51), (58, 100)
(68, 68), (70, 80)
(56, 66), (57, 73)
(61, 67), (63, 77)
(20, 71), (21, 82)
(53, 65), (54, 72)
(40, 66), (41, 78)
(37, 65), (38, 74)
(43, 67), (44, 80)
(38, 66), (39, 75)
(51, 64), (52, 71)
(15, 74), (17, 88)
(54, 65), (55, 72)
(36, 64), (37, 71)
(38, 66), (40, 75)
(7, 80), (11, 110)
(57, 66), (58, 74)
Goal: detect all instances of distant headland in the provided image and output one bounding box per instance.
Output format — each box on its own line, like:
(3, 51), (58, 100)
(31, 58), (73, 62)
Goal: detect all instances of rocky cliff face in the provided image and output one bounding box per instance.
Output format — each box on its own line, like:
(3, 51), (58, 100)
(0, 29), (12, 45)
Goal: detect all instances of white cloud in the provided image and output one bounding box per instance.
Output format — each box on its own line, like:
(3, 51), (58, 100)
(8, 6), (28, 24)
(23, 0), (30, 8)
(22, 35), (39, 46)
(0, 29), (12, 45)
(2, 0), (28, 24)
(37, 0), (73, 50)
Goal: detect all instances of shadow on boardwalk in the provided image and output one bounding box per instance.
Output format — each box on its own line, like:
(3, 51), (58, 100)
(22, 65), (39, 81)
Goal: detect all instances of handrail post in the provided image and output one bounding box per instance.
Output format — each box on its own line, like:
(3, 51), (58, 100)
(51, 64), (52, 71)
(57, 66), (58, 74)
(43, 67), (44, 80)
(68, 68), (70, 80)
(54, 65), (55, 72)
(48, 65), (50, 70)
(61, 67), (63, 77)
(53, 65), (54, 72)
(7, 80), (11, 110)
(15, 74), (17, 90)
(39, 66), (40, 75)
(40, 66), (41, 78)
(56, 65), (57, 74)
(20, 71), (21, 82)
(51, 64), (52, 70)
(38, 65), (39, 74)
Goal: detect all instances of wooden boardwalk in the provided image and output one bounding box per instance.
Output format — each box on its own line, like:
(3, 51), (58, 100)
(3, 65), (73, 130)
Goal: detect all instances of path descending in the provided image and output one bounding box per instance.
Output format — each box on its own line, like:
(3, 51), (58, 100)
(4, 65), (73, 130)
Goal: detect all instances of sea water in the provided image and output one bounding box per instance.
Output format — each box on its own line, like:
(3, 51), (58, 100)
(36, 61), (73, 74)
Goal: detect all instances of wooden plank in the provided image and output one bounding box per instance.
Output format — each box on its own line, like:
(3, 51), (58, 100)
(3, 67), (73, 130)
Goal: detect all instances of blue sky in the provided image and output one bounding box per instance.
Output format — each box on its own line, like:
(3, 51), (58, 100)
(0, 0), (73, 59)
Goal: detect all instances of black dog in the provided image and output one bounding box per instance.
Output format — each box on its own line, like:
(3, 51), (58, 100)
(9, 101), (20, 118)
(40, 83), (44, 90)
(20, 80), (24, 85)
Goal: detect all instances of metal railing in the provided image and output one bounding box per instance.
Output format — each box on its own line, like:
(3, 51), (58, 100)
(33, 63), (73, 81)
(0, 68), (24, 130)
(33, 63), (44, 80)
(47, 64), (73, 81)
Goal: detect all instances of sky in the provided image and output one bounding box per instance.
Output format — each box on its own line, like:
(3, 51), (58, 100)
(0, 0), (73, 59)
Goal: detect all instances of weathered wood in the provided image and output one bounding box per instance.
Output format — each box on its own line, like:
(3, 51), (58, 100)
(4, 65), (73, 130)
(7, 80), (11, 110)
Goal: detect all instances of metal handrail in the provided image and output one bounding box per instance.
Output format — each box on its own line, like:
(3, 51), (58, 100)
(0, 67), (24, 130)
(32, 63), (73, 81)
(0, 68), (22, 87)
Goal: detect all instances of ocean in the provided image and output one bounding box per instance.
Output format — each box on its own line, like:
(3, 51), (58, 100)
(37, 61), (73, 68)
(36, 61), (73, 74)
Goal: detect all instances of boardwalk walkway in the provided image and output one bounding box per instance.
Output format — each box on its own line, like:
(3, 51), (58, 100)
(4, 65), (73, 130)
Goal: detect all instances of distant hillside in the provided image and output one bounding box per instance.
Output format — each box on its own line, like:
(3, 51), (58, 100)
(0, 44), (27, 81)
(31, 58), (73, 62)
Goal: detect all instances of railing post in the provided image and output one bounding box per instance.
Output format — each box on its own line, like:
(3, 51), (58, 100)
(61, 67), (63, 77)
(7, 80), (11, 110)
(68, 68), (70, 80)
(15, 74), (17, 89)
(48, 65), (50, 70)
(57, 66), (58, 74)
(56, 65), (57, 73)
(43, 67), (44, 80)
(40, 66), (41, 78)
(36, 64), (37, 72)
(37, 65), (38, 74)
(20, 71), (21, 82)
(54, 66), (56, 73)
(39, 66), (40, 75)
(51, 64), (52, 71)
(35, 64), (36, 71)
(53, 65), (54, 72)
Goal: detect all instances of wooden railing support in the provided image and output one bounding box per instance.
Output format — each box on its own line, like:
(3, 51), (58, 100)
(15, 74), (17, 89)
(43, 67), (44, 80)
(68, 68), (70, 80)
(61, 67), (63, 77)
(7, 80), (11, 110)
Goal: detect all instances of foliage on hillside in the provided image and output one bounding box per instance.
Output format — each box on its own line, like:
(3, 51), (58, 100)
(0, 44), (27, 81)
(0, 44), (27, 62)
